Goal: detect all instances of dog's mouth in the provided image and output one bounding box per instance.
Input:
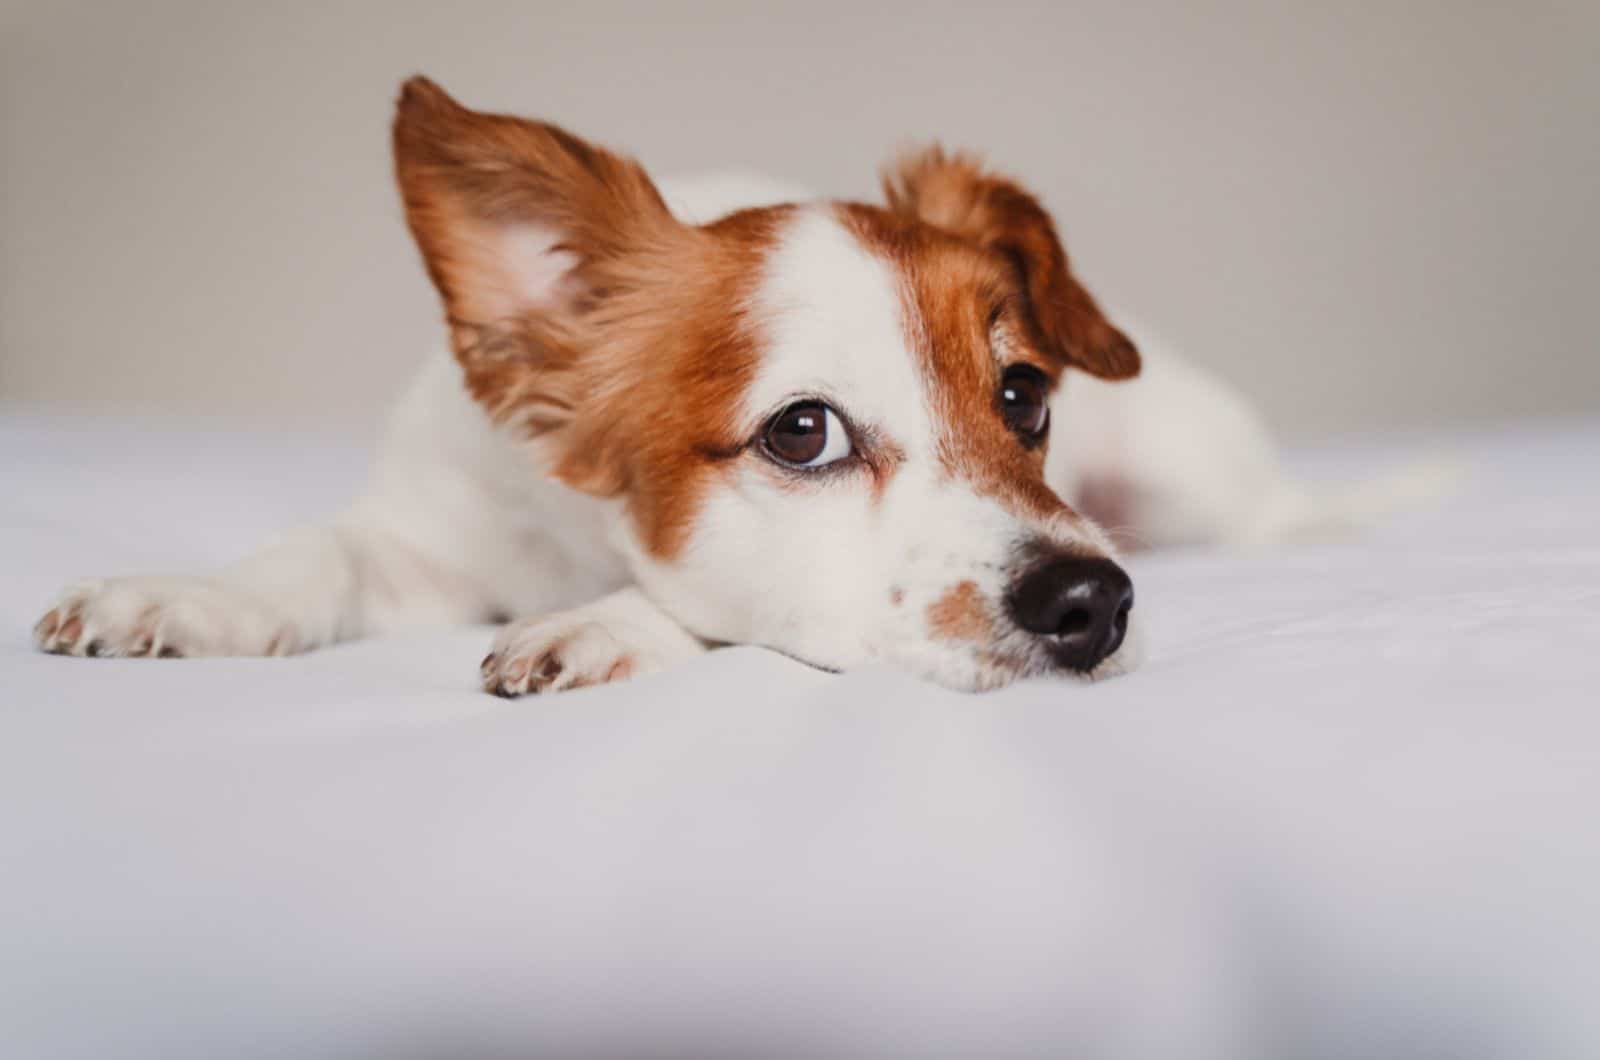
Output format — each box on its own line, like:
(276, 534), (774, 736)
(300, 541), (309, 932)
(976, 630), (1138, 690)
(750, 616), (1140, 691)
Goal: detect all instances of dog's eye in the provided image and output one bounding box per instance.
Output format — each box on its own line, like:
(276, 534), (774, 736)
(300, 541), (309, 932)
(763, 401), (852, 468)
(1000, 365), (1050, 440)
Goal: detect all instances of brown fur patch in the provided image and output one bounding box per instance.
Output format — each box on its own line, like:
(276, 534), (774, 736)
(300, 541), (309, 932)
(882, 147), (1139, 381)
(927, 580), (991, 643)
(393, 77), (788, 558)
(556, 206), (790, 556)
(837, 203), (1075, 525)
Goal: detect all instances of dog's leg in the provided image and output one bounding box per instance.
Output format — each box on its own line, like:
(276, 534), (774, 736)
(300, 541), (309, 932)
(32, 514), (495, 659)
(479, 588), (705, 697)
(31, 352), (627, 661)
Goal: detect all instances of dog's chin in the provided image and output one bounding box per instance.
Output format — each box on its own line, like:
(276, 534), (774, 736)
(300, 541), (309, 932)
(914, 615), (1146, 694)
(755, 615), (1144, 693)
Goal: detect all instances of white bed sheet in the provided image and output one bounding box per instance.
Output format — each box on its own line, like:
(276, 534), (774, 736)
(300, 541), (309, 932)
(2, 410), (1597, 1059)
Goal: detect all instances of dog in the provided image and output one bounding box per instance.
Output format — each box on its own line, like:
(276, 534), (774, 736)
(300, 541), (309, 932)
(31, 76), (1418, 694)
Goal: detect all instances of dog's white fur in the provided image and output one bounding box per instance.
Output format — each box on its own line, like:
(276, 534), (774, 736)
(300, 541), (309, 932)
(32, 171), (1397, 692)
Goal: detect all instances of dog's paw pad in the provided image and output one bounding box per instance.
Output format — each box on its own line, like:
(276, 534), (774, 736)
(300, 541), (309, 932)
(481, 619), (637, 698)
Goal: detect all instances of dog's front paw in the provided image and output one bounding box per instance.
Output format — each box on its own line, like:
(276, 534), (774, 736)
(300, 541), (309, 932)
(33, 577), (297, 659)
(480, 618), (638, 698)
(479, 590), (705, 698)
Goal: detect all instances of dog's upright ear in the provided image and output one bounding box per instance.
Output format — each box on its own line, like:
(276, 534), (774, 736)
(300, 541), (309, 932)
(393, 76), (686, 439)
(883, 147), (1139, 380)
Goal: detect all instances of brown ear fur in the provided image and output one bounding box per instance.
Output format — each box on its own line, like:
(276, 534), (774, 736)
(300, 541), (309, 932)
(882, 147), (1139, 380)
(391, 76), (690, 484)
(391, 77), (783, 557)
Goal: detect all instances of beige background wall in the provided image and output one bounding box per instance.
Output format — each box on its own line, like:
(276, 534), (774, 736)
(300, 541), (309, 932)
(3, 1), (1596, 442)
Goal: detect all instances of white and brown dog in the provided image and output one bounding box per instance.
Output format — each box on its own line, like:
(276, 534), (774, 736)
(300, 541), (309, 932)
(31, 77), (1406, 694)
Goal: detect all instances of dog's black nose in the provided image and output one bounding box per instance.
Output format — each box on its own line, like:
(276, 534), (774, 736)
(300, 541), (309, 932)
(1006, 556), (1134, 672)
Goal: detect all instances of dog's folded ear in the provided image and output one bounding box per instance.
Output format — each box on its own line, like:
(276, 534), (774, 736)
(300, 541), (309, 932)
(882, 147), (1139, 381)
(393, 76), (685, 433)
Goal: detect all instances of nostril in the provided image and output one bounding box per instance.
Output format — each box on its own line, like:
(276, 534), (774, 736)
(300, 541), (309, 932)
(1058, 608), (1093, 637)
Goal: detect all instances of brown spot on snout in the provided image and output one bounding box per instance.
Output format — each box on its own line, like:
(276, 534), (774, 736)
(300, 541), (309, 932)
(927, 580), (991, 643)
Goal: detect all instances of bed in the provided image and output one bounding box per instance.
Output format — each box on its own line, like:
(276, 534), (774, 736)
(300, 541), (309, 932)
(3, 409), (1597, 1059)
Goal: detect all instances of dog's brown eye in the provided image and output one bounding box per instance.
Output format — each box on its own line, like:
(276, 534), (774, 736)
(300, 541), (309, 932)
(1000, 365), (1050, 440)
(763, 401), (852, 469)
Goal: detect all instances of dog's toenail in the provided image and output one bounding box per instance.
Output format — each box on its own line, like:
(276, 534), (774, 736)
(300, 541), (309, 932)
(85, 640), (104, 658)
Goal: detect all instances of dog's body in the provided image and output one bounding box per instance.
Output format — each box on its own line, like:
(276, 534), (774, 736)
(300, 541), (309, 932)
(32, 80), (1396, 694)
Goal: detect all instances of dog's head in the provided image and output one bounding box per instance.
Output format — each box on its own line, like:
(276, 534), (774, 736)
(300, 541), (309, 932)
(394, 77), (1141, 690)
